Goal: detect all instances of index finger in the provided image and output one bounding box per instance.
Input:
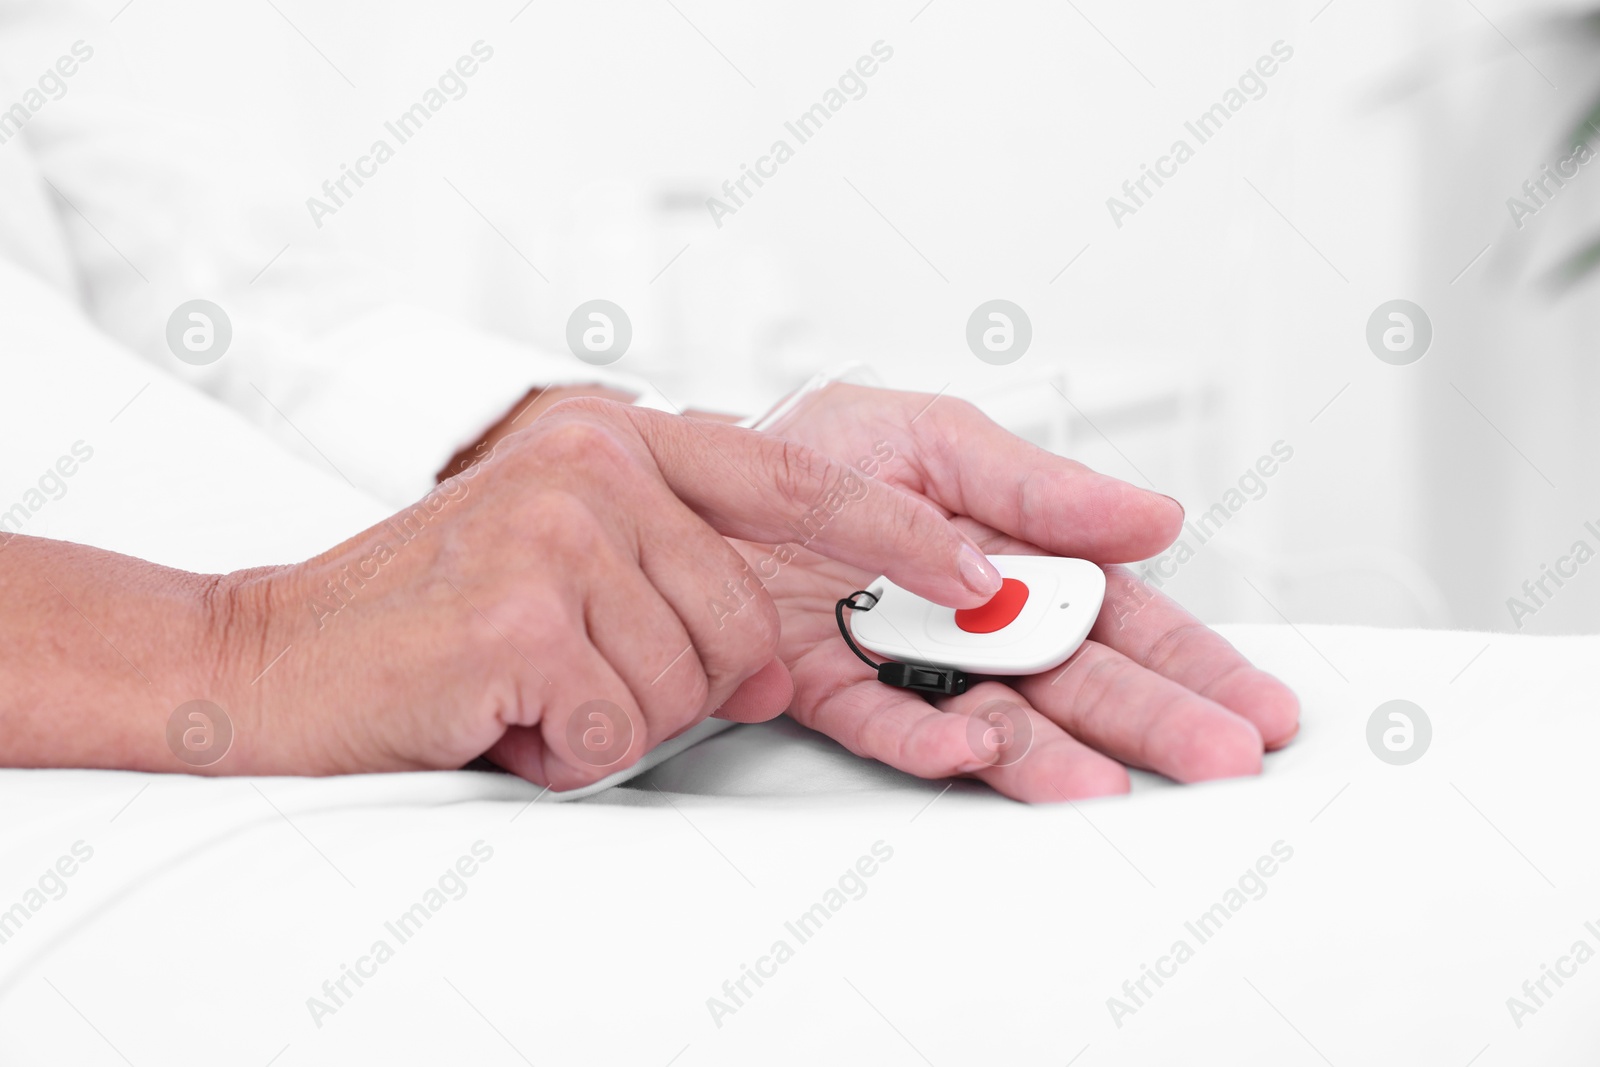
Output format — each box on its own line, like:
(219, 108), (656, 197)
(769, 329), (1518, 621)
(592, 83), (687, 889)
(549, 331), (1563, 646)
(616, 402), (1003, 608)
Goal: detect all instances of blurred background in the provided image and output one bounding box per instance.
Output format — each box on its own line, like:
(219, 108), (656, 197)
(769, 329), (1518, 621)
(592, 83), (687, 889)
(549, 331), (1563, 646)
(15, 0), (1600, 634)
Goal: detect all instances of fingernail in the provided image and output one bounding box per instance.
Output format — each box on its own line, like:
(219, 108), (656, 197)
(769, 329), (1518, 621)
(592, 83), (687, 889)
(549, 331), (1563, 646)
(1161, 493), (1185, 518)
(958, 544), (1003, 597)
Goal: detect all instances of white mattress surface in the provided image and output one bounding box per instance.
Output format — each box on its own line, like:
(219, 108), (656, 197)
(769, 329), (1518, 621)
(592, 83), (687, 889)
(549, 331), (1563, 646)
(1, 622), (1594, 1066)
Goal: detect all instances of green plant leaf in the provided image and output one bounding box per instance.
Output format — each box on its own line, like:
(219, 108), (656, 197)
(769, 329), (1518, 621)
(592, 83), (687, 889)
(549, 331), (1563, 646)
(1546, 231), (1600, 290)
(1558, 13), (1600, 151)
(1561, 101), (1600, 152)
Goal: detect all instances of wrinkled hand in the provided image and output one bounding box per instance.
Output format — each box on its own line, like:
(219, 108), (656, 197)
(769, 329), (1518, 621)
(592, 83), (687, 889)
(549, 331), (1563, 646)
(727, 383), (1300, 802)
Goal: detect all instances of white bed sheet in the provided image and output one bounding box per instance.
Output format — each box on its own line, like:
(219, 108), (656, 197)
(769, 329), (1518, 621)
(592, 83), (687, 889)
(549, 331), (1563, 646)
(0, 624), (1596, 1066)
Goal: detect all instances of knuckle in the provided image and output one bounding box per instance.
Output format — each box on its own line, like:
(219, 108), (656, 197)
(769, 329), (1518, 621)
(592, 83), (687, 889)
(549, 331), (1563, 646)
(875, 488), (950, 561)
(523, 410), (641, 480)
(1067, 652), (1135, 743)
(938, 395), (983, 425)
(920, 394), (981, 445)
(765, 438), (836, 506)
(1142, 621), (1212, 676)
(496, 591), (578, 656)
(894, 488), (942, 539)
(1073, 653), (1125, 705)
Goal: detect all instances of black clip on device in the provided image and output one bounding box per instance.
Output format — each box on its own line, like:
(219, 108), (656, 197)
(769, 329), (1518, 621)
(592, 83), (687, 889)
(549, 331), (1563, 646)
(834, 590), (969, 697)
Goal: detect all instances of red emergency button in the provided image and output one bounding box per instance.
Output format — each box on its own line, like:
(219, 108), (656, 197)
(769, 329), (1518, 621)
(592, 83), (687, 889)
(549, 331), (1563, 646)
(955, 578), (1029, 634)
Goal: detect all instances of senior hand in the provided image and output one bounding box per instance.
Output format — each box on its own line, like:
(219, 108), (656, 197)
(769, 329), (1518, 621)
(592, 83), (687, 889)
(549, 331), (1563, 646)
(725, 383), (1301, 802)
(214, 398), (1005, 790)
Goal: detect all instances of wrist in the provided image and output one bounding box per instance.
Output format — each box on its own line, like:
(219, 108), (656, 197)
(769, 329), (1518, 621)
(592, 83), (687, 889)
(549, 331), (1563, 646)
(200, 563), (354, 775)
